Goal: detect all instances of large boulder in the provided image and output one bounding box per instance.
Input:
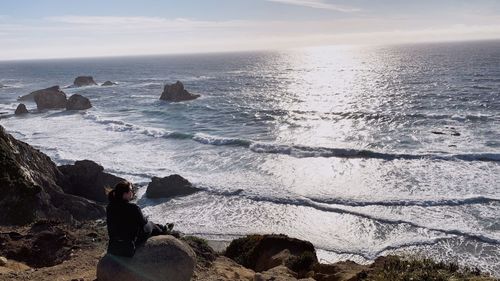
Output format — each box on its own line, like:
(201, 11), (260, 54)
(73, 76), (97, 87)
(225, 234), (318, 273)
(66, 94), (92, 110)
(0, 125), (105, 225)
(26, 86), (68, 110)
(159, 81), (200, 102)
(14, 104), (28, 115)
(97, 235), (196, 281)
(101, 81), (116, 86)
(146, 175), (201, 199)
(58, 160), (125, 203)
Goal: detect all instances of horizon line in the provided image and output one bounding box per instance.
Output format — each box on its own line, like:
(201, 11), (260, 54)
(1, 38), (500, 63)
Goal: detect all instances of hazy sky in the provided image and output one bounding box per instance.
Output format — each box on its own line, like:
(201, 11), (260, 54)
(1, 0), (500, 60)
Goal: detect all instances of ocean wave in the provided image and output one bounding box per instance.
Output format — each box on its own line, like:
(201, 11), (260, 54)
(313, 110), (497, 122)
(306, 196), (500, 207)
(199, 189), (500, 245)
(249, 143), (500, 162)
(318, 236), (456, 260)
(83, 113), (500, 163)
(192, 133), (252, 146)
(221, 108), (498, 123)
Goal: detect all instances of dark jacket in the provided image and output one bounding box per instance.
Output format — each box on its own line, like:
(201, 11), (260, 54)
(106, 200), (148, 257)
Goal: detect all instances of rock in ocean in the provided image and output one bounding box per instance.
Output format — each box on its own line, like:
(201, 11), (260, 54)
(73, 76), (97, 87)
(14, 104), (28, 115)
(19, 85), (69, 110)
(160, 81), (200, 102)
(102, 81), (117, 86)
(66, 94), (92, 110)
(145, 175), (201, 199)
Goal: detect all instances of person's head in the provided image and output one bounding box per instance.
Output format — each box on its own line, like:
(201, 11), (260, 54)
(107, 181), (134, 202)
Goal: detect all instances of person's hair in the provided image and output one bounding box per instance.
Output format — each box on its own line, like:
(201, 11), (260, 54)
(107, 181), (133, 202)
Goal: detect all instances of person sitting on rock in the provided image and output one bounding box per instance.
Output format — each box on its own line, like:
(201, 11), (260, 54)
(106, 181), (174, 257)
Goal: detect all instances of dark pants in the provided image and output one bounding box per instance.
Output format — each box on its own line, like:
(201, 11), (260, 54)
(136, 221), (165, 244)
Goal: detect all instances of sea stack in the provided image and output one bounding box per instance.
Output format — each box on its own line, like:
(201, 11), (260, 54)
(26, 85), (68, 110)
(66, 94), (92, 110)
(101, 81), (116, 86)
(73, 76), (97, 87)
(146, 175), (201, 198)
(14, 103), (29, 115)
(160, 81), (200, 102)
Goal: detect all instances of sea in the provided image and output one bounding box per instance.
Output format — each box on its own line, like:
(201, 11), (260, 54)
(1, 40), (499, 275)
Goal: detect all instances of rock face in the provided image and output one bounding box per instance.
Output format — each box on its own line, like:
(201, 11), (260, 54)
(0, 125), (105, 225)
(225, 234), (318, 273)
(73, 76), (97, 87)
(58, 160), (125, 203)
(160, 81), (200, 102)
(145, 175), (201, 199)
(97, 235), (196, 281)
(66, 94), (92, 110)
(101, 81), (116, 86)
(14, 104), (28, 115)
(22, 86), (68, 110)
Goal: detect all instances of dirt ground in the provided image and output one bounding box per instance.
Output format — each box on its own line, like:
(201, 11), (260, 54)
(0, 221), (108, 281)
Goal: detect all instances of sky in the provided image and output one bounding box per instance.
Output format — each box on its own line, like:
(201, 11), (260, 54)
(1, 0), (500, 60)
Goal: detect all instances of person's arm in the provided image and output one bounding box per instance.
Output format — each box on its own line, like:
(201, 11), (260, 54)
(133, 204), (148, 227)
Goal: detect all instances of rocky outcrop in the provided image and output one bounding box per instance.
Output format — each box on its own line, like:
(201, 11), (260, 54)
(255, 265), (302, 281)
(19, 86), (69, 110)
(58, 160), (125, 203)
(18, 85), (67, 108)
(159, 81), (200, 102)
(0, 125), (105, 225)
(73, 76), (97, 87)
(66, 94), (92, 110)
(97, 235), (196, 281)
(311, 260), (369, 281)
(225, 234), (318, 273)
(145, 175), (201, 199)
(14, 104), (28, 115)
(101, 81), (116, 86)
(181, 236), (218, 267)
